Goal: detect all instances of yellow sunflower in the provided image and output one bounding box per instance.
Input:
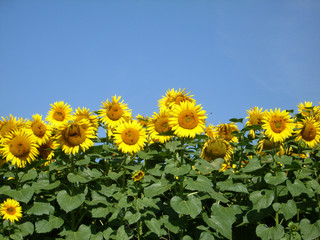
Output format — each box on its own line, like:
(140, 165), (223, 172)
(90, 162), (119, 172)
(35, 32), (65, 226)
(55, 119), (96, 155)
(147, 110), (172, 143)
(114, 120), (147, 154)
(158, 88), (178, 110)
(25, 114), (52, 145)
(295, 116), (320, 148)
(169, 101), (207, 138)
(297, 101), (319, 117)
(132, 170), (145, 182)
(0, 128), (39, 168)
(220, 163), (237, 172)
(201, 137), (233, 162)
(168, 88), (195, 109)
(256, 136), (284, 156)
(74, 107), (99, 131)
(205, 124), (215, 139)
(0, 114), (24, 139)
(136, 114), (149, 128)
(46, 101), (73, 127)
(0, 198), (22, 223)
(245, 107), (264, 138)
(262, 108), (294, 142)
(99, 95), (132, 129)
(38, 137), (59, 166)
(213, 123), (239, 142)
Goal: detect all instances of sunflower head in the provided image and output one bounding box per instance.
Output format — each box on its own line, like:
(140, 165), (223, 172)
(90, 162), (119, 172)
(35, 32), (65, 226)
(297, 101), (318, 117)
(147, 110), (173, 143)
(0, 115), (24, 139)
(136, 114), (149, 127)
(214, 123), (239, 142)
(132, 170), (145, 182)
(74, 107), (99, 131)
(201, 137), (233, 162)
(0, 198), (22, 223)
(205, 124), (215, 139)
(295, 116), (320, 148)
(246, 107), (264, 138)
(26, 114), (52, 145)
(158, 88), (178, 110)
(46, 101), (73, 127)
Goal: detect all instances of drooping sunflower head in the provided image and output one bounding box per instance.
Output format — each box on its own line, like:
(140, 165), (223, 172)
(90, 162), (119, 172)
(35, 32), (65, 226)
(256, 136), (283, 156)
(214, 123), (239, 142)
(169, 101), (207, 138)
(136, 114), (149, 128)
(0, 114), (24, 139)
(0, 198), (22, 223)
(201, 137), (233, 162)
(132, 170), (145, 182)
(147, 110), (172, 143)
(38, 137), (59, 166)
(246, 107), (264, 138)
(262, 108), (294, 142)
(46, 101), (73, 127)
(25, 114), (52, 145)
(56, 119), (96, 155)
(114, 120), (147, 154)
(74, 107), (99, 131)
(295, 116), (320, 148)
(0, 128), (39, 168)
(99, 95), (132, 129)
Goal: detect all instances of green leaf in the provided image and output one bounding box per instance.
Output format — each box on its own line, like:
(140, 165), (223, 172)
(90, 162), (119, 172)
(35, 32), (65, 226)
(249, 190), (274, 211)
(217, 179), (249, 194)
(165, 163), (191, 176)
(170, 195), (202, 218)
(125, 211), (141, 225)
(199, 232), (215, 240)
(299, 219), (320, 240)
(35, 215), (64, 233)
(165, 141), (181, 152)
(2, 185), (34, 203)
(32, 180), (60, 191)
(115, 226), (129, 240)
(185, 175), (213, 193)
(91, 207), (109, 218)
(241, 158), (262, 172)
(145, 218), (162, 237)
(256, 224), (285, 240)
(20, 169), (37, 182)
(65, 224), (91, 240)
(75, 156), (90, 166)
(194, 158), (223, 174)
(278, 199), (297, 220)
(144, 179), (172, 198)
(99, 184), (117, 197)
(102, 227), (113, 239)
(26, 202), (54, 215)
(264, 172), (287, 186)
(90, 232), (104, 240)
(229, 118), (243, 123)
(17, 221), (34, 237)
(286, 179), (313, 197)
(57, 188), (88, 213)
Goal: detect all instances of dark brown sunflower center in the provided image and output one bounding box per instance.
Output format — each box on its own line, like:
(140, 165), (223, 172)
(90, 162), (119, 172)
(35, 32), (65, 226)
(301, 122), (317, 141)
(178, 110), (199, 129)
(270, 118), (286, 133)
(155, 117), (170, 133)
(64, 124), (86, 146)
(9, 136), (31, 158)
(32, 121), (47, 137)
(107, 104), (124, 121)
(6, 207), (16, 215)
(121, 128), (139, 145)
(53, 110), (66, 121)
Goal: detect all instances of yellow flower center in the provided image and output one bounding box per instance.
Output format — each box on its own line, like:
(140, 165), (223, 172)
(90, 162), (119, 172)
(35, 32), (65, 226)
(6, 207), (16, 215)
(64, 124), (86, 146)
(204, 140), (227, 160)
(121, 128), (139, 145)
(270, 117), (286, 133)
(178, 110), (199, 129)
(301, 122), (317, 141)
(9, 136), (31, 158)
(107, 104), (124, 121)
(32, 121), (47, 137)
(155, 117), (170, 133)
(53, 110), (66, 122)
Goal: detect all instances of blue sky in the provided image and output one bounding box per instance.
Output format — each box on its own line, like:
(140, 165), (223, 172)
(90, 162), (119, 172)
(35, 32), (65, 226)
(1, 0), (319, 130)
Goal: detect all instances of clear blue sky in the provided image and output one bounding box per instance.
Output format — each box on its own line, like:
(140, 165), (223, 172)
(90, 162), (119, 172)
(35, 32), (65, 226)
(1, 0), (319, 128)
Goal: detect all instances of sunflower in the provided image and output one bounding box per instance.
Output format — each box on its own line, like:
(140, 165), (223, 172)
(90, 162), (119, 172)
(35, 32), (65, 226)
(132, 170), (145, 182)
(262, 108), (294, 142)
(256, 137), (284, 157)
(158, 88), (178, 110)
(114, 120), (147, 154)
(245, 107), (264, 138)
(38, 137), (59, 166)
(74, 107), (99, 131)
(0, 115), (24, 139)
(46, 101), (73, 127)
(214, 123), (239, 142)
(201, 137), (233, 162)
(205, 124), (215, 139)
(168, 88), (195, 109)
(169, 101), (207, 138)
(147, 110), (172, 143)
(220, 163), (237, 172)
(0, 198), (22, 223)
(136, 114), (149, 127)
(295, 116), (320, 148)
(25, 114), (52, 145)
(55, 119), (96, 155)
(0, 128), (39, 168)
(99, 95), (132, 129)
(297, 101), (319, 117)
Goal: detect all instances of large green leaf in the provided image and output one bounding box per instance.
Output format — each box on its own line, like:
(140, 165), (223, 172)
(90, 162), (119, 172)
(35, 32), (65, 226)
(115, 226), (129, 240)
(19, 169), (37, 182)
(35, 215), (64, 233)
(170, 195), (202, 218)
(299, 219), (320, 240)
(145, 218), (162, 237)
(241, 158), (262, 173)
(286, 179), (313, 197)
(264, 172), (287, 186)
(64, 224), (91, 240)
(26, 202), (54, 215)
(185, 175), (213, 193)
(256, 224), (285, 240)
(32, 180), (60, 191)
(194, 158), (223, 174)
(249, 190), (274, 211)
(125, 211), (141, 225)
(144, 179), (172, 198)
(165, 163), (191, 176)
(278, 199), (297, 220)
(91, 207), (109, 218)
(57, 188), (88, 213)
(217, 179), (249, 194)
(17, 221), (34, 237)
(1, 185), (34, 203)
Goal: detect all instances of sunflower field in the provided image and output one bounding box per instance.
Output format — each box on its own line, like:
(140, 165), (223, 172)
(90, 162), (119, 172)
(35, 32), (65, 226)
(0, 88), (320, 240)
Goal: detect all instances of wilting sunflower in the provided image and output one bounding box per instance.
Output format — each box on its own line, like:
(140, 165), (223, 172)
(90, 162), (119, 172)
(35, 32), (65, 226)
(201, 137), (233, 162)
(74, 107), (99, 132)
(147, 110), (172, 143)
(136, 114), (149, 128)
(0, 198), (22, 223)
(246, 107), (264, 138)
(169, 101), (207, 138)
(46, 101), (73, 127)
(38, 138), (59, 166)
(0, 115), (24, 139)
(297, 101), (319, 117)
(214, 123), (239, 142)
(132, 170), (145, 182)
(262, 108), (294, 142)
(25, 114), (52, 145)
(295, 116), (320, 148)
(99, 95), (132, 129)
(158, 88), (178, 110)
(114, 120), (147, 154)
(56, 119), (96, 155)
(0, 128), (39, 168)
